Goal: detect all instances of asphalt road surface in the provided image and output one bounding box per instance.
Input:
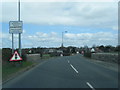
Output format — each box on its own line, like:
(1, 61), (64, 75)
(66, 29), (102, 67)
(3, 54), (118, 88)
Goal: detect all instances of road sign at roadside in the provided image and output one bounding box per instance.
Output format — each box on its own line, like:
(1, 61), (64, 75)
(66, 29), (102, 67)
(10, 51), (22, 61)
(9, 21), (23, 34)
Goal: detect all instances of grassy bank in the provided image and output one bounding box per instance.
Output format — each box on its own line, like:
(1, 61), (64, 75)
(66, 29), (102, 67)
(3, 61), (35, 81)
(42, 54), (58, 59)
(42, 54), (50, 59)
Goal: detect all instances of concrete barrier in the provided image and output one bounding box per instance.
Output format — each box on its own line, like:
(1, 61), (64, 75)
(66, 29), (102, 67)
(91, 53), (118, 64)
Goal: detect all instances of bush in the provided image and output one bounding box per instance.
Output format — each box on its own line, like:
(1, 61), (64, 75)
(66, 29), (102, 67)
(63, 53), (70, 56)
(84, 52), (91, 58)
(21, 54), (27, 61)
(2, 48), (27, 62)
(50, 52), (59, 57)
(2, 48), (12, 62)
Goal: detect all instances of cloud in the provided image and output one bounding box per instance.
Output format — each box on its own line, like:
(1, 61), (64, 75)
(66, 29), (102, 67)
(64, 32), (118, 46)
(112, 26), (118, 30)
(1, 2), (118, 30)
(1, 1), (118, 48)
(1, 31), (118, 48)
(1, 0), (119, 2)
(23, 30), (26, 33)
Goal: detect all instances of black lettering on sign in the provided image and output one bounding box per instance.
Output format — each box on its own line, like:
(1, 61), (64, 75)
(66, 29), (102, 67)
(15, 54), (17, 59)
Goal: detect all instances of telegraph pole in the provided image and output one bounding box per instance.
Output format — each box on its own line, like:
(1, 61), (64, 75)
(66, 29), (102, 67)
(61, 32), (63, 47)
(61, 31), (67, 48)
(18, 0), (22, 56)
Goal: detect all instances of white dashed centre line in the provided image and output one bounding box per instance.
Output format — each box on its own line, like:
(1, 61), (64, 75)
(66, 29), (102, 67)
(86, 82), (95, 90)
(70, 64), (79, 73)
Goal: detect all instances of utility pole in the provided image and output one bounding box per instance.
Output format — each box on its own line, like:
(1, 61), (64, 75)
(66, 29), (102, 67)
(18, 0), (21, 56)
(61, 32), (63, 47)
(61, 31), (67, 48)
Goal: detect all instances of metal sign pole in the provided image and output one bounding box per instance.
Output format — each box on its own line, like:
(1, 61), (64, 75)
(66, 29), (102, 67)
(9, 0), (23, 66)
(12, 33), (14, 54)
(19, 33), (21, 56)
(18, 0), (21, 56)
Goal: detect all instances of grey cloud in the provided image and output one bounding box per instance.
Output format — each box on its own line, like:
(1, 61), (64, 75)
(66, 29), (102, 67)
(2, 2), (118, 29)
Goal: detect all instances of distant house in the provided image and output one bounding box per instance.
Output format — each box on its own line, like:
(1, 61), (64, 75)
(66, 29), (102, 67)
(48, 49), (56, 53)
(43, 49), (49, 54)
(56, 50), (63, 53)
(91, 48), (95, 53)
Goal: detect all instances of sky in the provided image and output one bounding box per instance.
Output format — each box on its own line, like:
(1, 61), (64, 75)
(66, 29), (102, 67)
(0, 0), (119, 48)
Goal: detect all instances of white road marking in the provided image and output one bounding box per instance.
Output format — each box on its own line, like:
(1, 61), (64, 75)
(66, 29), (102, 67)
(86, 82), (95, 90)
(70, 64), (79, 73)
(68, 60), (70, 63)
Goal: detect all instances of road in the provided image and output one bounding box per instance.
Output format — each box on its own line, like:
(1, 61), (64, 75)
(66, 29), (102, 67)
(3, 54), (118, 88)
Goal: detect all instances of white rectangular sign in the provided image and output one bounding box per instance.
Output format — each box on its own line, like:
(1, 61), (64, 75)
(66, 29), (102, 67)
(9, 21), (23, 34)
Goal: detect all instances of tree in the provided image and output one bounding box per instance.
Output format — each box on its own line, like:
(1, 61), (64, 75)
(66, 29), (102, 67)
(84, 45), (89, 53)
(115, 45), (120, 52)
(2, 48), (12, 62)
(104, 45), (115, 52)
(99, 45), (105, 52)
(92, 44), (96, 48)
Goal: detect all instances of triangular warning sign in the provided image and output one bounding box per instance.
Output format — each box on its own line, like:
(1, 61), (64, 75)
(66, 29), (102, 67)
(10, 51), (22, 61)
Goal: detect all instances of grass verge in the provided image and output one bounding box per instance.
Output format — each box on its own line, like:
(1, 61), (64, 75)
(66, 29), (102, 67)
(2, 61), (35, 81)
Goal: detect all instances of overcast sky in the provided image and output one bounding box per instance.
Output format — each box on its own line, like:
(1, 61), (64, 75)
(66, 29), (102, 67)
(1, 0), (119, 48)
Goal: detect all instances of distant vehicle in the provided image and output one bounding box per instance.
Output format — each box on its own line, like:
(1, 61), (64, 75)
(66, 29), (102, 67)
(81, 51), (84, 55)
(60, 54), (63, 56)
(76, 51), (79, 54)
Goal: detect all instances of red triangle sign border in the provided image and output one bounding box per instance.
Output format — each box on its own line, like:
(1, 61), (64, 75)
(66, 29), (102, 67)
(9, 51), (22, 61)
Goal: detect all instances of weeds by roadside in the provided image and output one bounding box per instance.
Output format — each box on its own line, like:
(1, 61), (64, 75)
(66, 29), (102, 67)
(2, 61), (34, 81)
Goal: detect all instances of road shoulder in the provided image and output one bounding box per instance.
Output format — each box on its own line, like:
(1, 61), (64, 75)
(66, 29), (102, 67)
(82, 56), (118, 72)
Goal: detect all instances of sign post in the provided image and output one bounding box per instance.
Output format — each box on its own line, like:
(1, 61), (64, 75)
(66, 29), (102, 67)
(9, 0), (22, 56)
(12, 33), (14, 54)
(9, 0), (23, 67)
(18, 0), (22, 56)
(9, 21), (23, 55)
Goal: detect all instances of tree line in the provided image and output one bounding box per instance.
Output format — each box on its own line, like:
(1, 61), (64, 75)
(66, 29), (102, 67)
(2, 45), (120, 63)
